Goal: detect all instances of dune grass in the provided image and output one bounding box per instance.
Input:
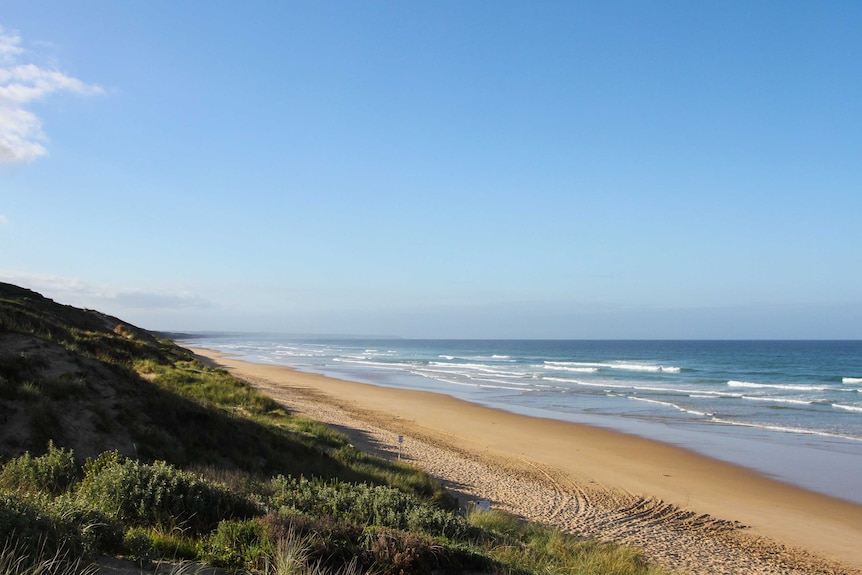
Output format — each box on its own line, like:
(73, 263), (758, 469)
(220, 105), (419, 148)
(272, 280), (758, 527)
(0, 540), (97, 575)
(468, 509), (665, 575)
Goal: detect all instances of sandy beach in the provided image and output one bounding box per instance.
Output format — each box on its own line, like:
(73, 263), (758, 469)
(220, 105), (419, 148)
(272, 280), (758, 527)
(188, 346), (862, 575)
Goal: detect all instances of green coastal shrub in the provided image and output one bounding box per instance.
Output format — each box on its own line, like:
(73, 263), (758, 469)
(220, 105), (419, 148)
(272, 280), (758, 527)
(200, 518), (270, 569)
(122, 526), (197, 565)
(268, 476), (468, 540)
(360, 528), (450, 575)
(261, 511), (363, 570)
(209, 517), (471, 575)
(45, 494), (123, 557)
(0, 443), (81, 496)
(0, 493), (58, 554)
(0, 488), (121, 560)
(77, 452), (259, 535)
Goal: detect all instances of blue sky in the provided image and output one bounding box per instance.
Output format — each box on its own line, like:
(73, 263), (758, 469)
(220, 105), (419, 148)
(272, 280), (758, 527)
(1, 1), (861, 338)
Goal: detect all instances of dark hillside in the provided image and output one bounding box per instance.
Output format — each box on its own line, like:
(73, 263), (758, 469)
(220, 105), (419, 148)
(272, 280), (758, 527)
(0, 283), (160, 348)
(0, 282), (374, 483)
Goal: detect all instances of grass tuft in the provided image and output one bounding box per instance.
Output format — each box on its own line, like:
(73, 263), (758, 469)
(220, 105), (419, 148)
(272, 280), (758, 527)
(0, 539), (96, 575)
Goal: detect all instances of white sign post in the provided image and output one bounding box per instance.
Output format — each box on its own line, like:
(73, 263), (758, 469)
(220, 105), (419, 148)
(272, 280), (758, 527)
(398, 435), (403, 460)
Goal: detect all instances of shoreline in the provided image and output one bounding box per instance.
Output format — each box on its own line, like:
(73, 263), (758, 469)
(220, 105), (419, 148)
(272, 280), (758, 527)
(308, 361), (862, 505)
(458, 394), (862, 506)
(186, 345), (862, 574)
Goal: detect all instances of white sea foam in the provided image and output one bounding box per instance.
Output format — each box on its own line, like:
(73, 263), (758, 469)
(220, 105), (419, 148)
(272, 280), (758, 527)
(426, 362), (527, 377)
(333, 358), (416, 370)
(543, 377), (615, 389)
(459, 355), (515, 362)
(628, 396), (677, 408)
(727, 380), (831, 392)
(271, 351), (319, 358)
(426, 376), (478, 388)
(610, 362), (682, 373)
(833, 404), (862, 413)
(709, 417), (862, 442)
(545, 361), (606, 368)
(543, 377), (723, 398)
(468, 371), (529, 379)
(434, 369), (525, 382)
(843, 377), (862, 385)
(543, 365), (600, 373)
(628, 396), (712, 417)
(422, 375), (523, 392)
(471, 377), (532, 387)
(741, 396), (812, 406)
(429, 361), (502, 369)
(475, 383), (527, 391)
(544, 360), (681, 373)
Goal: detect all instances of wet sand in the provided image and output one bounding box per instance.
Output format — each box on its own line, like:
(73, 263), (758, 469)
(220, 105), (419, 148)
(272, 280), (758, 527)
(188, 346), (862, 575)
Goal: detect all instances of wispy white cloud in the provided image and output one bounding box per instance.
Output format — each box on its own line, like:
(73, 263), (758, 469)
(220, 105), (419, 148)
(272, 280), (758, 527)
(114, 289), (213, 311)
(0, 27), (23, 62)
(0, 25), (103, 165)
(0, 269), (110, 303)
(0, 270), (214, 312)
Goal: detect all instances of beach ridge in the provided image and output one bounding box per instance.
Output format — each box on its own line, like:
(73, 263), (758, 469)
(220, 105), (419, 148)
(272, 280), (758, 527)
(188, 346), (862, 575)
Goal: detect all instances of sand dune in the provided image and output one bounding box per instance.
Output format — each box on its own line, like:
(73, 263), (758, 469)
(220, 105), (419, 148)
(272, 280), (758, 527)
(188, 346), (862, 575)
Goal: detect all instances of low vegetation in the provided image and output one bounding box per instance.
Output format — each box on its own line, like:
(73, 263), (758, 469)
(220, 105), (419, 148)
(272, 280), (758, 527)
(0, 282), (665, 575)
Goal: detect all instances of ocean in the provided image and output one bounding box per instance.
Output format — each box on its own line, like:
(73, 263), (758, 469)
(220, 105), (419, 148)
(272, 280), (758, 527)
(184, 336), (862, 504)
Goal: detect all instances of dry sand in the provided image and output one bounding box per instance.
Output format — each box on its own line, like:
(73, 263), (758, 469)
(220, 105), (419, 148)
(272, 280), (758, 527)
(188, 346), (862, 575)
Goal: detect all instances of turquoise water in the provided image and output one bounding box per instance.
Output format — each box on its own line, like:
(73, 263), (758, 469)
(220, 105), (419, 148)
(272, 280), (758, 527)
(186, 336), (862, 503)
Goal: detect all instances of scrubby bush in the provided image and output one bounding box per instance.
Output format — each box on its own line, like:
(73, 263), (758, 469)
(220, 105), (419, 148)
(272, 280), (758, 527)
(200, 518), (270, 569)
(45, 494), (123, 557)
(207, 518), (458, 575)
(123, 526), (197, 565)
(269, 476), (468, 540)
(76, 452), (259, 535)
(361, 528), (444, 575)
(0, 443), (80, 496)
(0, 494), (59, 555)
(261, 512), (363, 571)
(122, 528), (153, 564)
(0, 491), (115, 562)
